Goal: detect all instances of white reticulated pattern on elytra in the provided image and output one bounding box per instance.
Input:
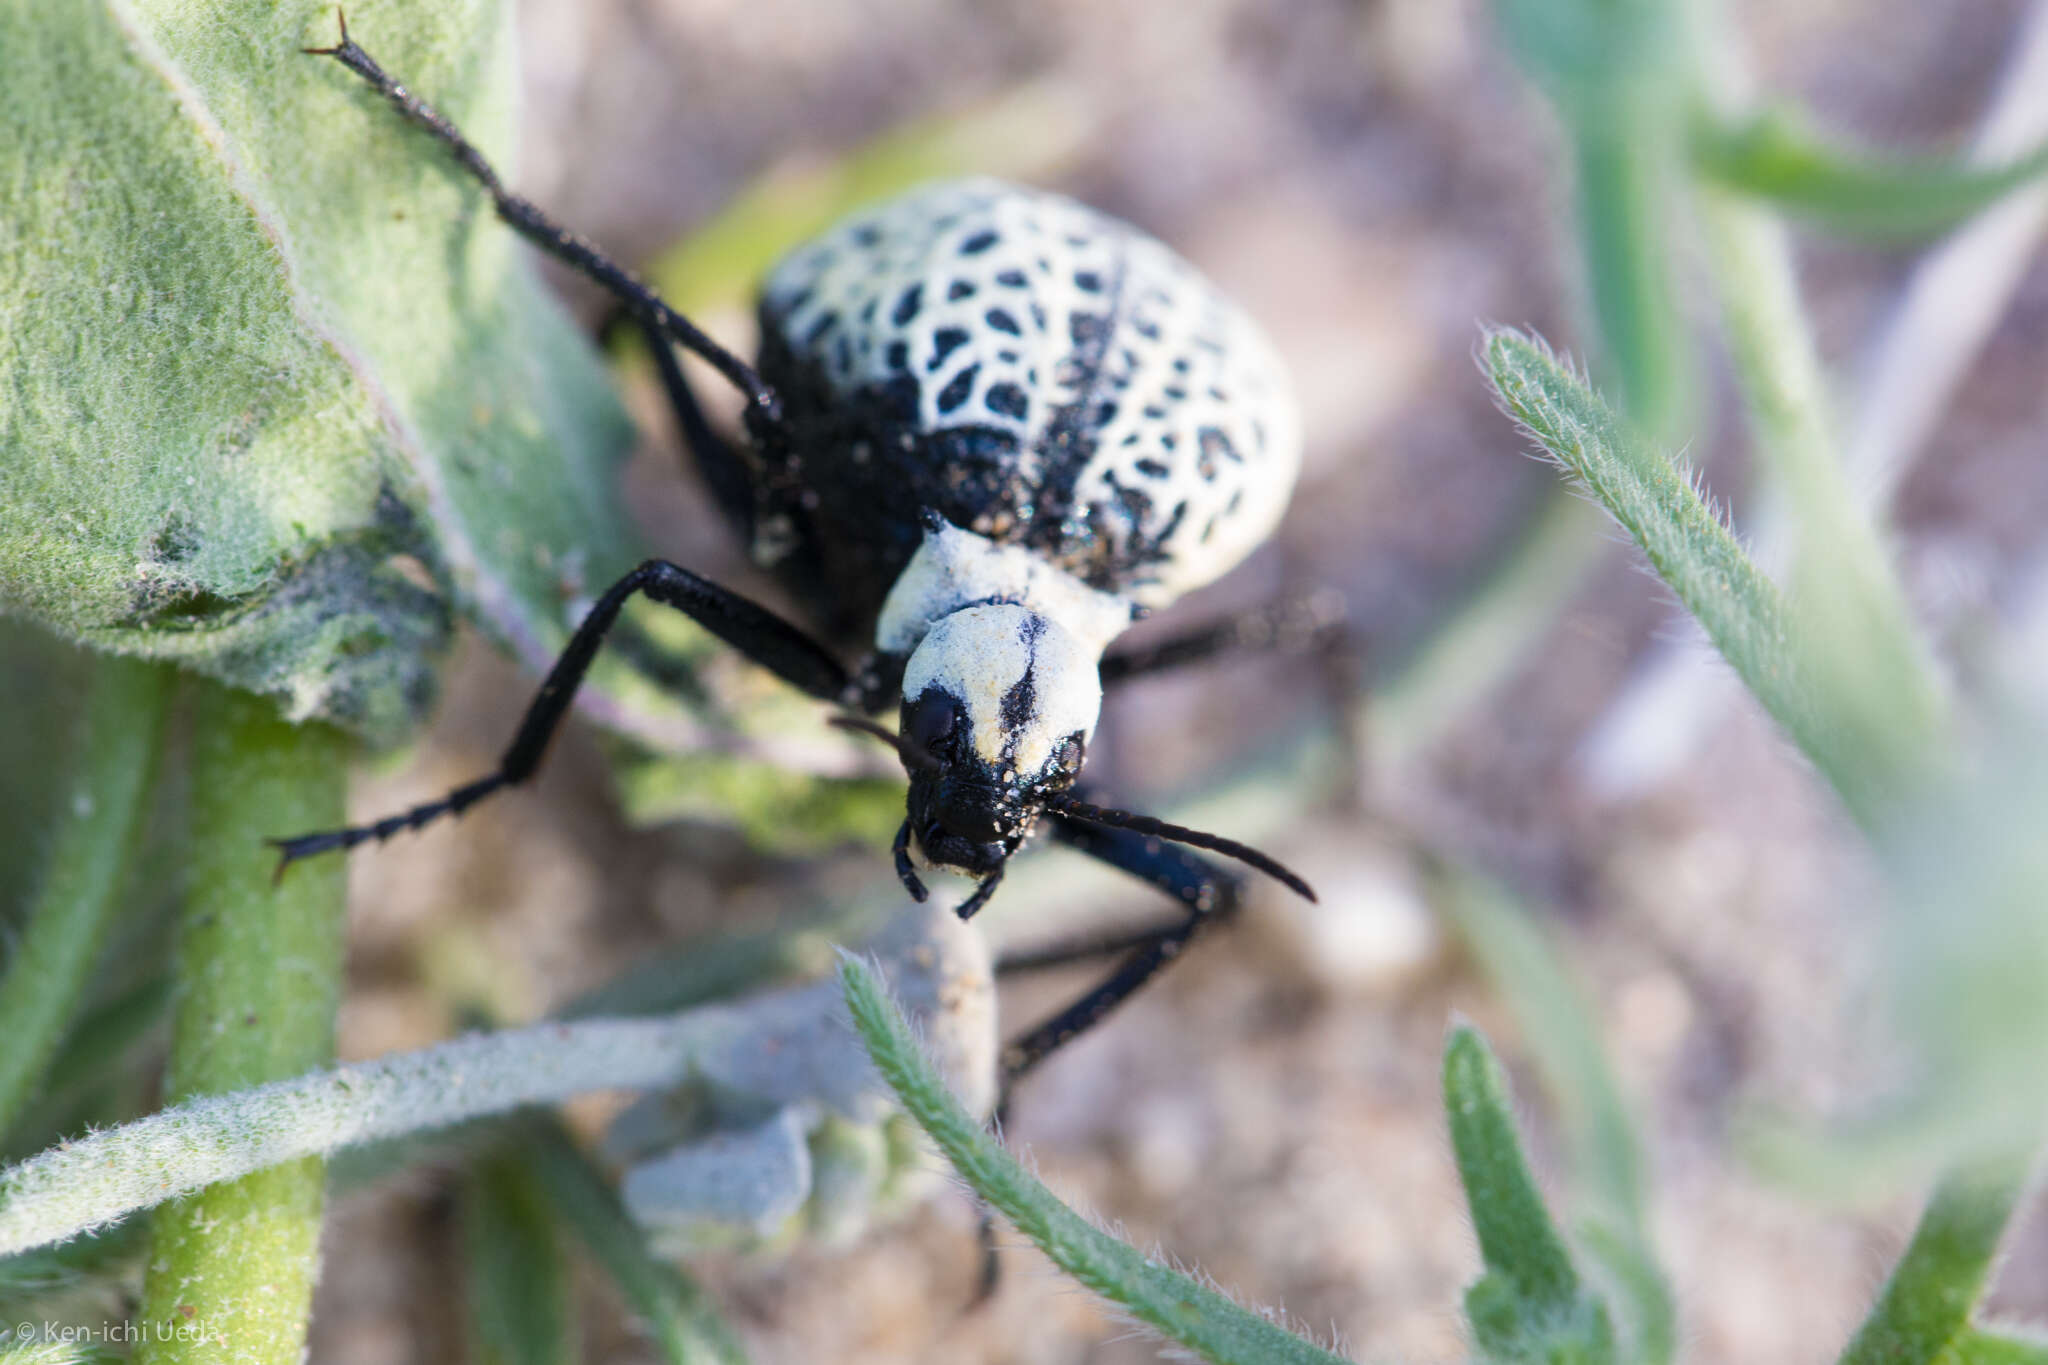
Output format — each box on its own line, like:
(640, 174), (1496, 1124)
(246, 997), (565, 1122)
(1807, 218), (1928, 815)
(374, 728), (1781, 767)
(759, 178), (1302, 609)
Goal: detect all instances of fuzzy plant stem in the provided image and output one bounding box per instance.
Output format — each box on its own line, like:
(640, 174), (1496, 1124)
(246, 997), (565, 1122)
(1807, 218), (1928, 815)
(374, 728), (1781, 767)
(1692, 178), (1947, 808)
(133, 683), (350, 1365)
(838, 956), (1349, 1365)
(0, 657), (170, 1138)
(0, 1009), (781, 1256)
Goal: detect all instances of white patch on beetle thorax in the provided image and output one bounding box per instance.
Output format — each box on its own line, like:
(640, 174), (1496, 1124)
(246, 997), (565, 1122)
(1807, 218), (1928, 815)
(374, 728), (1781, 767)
(900, 605), (1102, 780)
(876, 518), (1136, 661)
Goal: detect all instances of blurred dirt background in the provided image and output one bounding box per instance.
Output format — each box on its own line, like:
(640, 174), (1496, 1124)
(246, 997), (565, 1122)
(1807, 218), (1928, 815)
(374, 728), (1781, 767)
(307, 0), (2048, 1360)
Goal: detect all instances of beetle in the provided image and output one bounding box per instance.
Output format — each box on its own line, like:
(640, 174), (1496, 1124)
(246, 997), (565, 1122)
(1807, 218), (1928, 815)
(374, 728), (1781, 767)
(279, 14), (1333, 1088)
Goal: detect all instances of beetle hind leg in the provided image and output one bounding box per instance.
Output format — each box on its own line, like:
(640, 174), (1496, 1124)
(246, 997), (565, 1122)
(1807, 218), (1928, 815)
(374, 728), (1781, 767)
(301, 11), (784, 433)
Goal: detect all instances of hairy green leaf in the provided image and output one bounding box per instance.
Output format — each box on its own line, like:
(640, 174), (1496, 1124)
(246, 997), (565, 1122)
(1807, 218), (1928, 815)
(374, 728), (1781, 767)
(1443, 1025), (1617, 1365)
(1839, 1157), (2031, 1365)
(0, 0), (635, 741)
(1433, 869), (1673, 1363)
(839, 956), (1348, 1365)
(1484, 328), (1938, 823)
(1953, 1328), (2048, 1364)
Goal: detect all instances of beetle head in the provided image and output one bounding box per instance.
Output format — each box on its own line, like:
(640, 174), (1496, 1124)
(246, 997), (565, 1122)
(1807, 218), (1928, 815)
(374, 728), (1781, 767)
(895, 604), (1096, 880)
(830, 601), (1316, 921)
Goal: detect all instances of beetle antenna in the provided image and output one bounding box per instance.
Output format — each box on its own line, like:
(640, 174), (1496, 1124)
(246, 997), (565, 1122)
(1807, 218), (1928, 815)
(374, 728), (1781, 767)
(829, 714), (941, 772)
(1043, 793), (1317, 902)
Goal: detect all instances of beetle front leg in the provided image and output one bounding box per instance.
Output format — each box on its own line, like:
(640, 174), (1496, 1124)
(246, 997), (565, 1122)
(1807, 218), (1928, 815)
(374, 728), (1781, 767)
(271, 560), (851, 871)
(996, 814), (1243, 1092)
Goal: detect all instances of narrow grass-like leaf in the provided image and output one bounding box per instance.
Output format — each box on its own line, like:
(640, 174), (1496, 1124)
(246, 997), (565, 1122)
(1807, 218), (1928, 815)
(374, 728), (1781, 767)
(1953, 1329), (2048, 1364)
(1444, 1026), (1578, 1311)
(1694, 108), (2048, 239)
(0, 658), (170, 1137)
(0, 1219), (144, 1311)
(1839, 1156), (2032, 1365)
(522, 1117), (748, 1365)
(1483, 329), (1923, 823)
(1744, 724), (2048, 1193)
(838, 957), (1349, 1365)
(0, 1340), (93, 1365)
(134, 683), (350, 1365)
(464, 1150), (575, 1365)
(1443, 1026), (1616, 1364)
(1432, 867), (1673, 1364)
(4, 978), (175, 1162)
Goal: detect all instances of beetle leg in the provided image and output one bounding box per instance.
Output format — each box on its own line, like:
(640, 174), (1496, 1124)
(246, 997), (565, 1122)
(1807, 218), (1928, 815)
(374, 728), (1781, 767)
(636, 317), (762, 545)
(995, 813), (1242, 1094)
(993, 918), (1185, 976)
(271, 560), (850, 871)
(303, 14), (784, 437)
(1098, 589), (1349, 685)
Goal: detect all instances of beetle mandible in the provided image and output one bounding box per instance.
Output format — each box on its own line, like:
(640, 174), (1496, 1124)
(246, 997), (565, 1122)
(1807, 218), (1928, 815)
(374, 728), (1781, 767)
(280, 14), (1331, 1085)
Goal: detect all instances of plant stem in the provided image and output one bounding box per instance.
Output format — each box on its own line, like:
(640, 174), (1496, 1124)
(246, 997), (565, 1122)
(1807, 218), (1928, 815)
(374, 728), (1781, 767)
(1692, 178), (1947, 809)
(463, 1148), (575, 1365)
(0, 979), (861, 1253)
(1571, 103), (1695, 443)
(0, 657), (170, 1139)
(134, 682), (349, 1365)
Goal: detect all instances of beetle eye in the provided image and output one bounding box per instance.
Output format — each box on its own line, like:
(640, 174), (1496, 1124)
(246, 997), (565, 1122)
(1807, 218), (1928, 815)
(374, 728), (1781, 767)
(903, 689), (961, 757)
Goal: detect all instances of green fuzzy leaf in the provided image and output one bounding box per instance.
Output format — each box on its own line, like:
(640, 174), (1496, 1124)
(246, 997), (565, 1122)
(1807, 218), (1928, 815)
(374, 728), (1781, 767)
(1694, 108), (2048, 240)
(1839, 1157), (2031, 1365)
(1489, 0), (1698, 439)
(0, 0), (637, 742)
(1483, 328), (1940, 825)
(838, 956), (1349, 1365)
(1432, 867), (1673, 1364)
(1952, 1329), (2048, 1365)
(1443, 1025), (1617, 1365)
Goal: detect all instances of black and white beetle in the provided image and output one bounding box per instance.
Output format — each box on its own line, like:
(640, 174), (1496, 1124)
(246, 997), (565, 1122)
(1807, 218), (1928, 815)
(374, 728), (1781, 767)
(280, 15), (1332, 1085)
